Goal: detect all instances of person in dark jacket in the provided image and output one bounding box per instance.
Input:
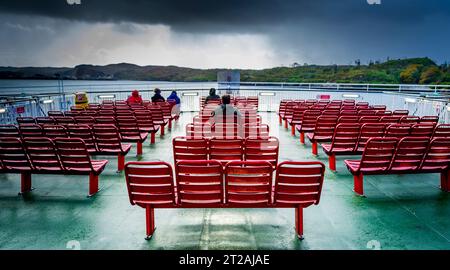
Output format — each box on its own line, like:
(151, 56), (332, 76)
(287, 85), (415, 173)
(205, 88), (220, 104)
(151, 88), (165, 103)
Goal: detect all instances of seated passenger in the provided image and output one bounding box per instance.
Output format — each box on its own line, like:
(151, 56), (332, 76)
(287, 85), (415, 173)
(151, 88), (166, 103)
(205, 88), (221, 104)
(127, 90), (143, 104)
(212, 95), (242, 124)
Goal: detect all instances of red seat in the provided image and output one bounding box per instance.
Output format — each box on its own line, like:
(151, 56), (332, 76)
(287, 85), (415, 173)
(306, 116), (338, 154)
(0, 138), (32, 174)
(389, 137), (430, 171)
(48, 111), (64, 117)
(345, 137), (399, 195)
(36, 117), (55, 125)
(42, 124), (68, 139)
(359, 116), (380, 124)
(338, 115), (359, 124)
(433, 124), (450, 138)
(209, 138), (244, 166)
(357, 123), (386, 151)
(173, 137), (208, 164)
(419, 138), (450, 172)
(23, 137), (62, 173)
(322, 124), (361, 171)
(116, 116), (149, 155)
(296, 110), (322, 143)
(385, 123), (412, 138)
(67, 124), (97, 153)
(274, 161), (325, 239)
(224, 161), (273, 206)
(400, 116), (420, 124)
(244, 137), (279, 169)
(0, 125), (20, 139)
(17, 117), (36, 125)
(186, 123), (212, 139)
(95, 116), (116, 125)
(393, 110), (409, 116)
(135, 110), (159, 144)
(54, 117), (75, 126)
(244, 124), (269, 139)
(176, 160), (224, 206)
(18, 124), (43, 139)
(92, 124), (132, 171)
(410, 123), (435, 138)
(75, 116), (96, 126)
(380, 116), (401, 124)
(421, 116), (439, 124)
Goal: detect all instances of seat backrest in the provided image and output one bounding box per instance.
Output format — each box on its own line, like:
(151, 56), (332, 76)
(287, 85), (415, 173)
(75, 116), (96, 126)
(420, 116), (439, 124)
(298, 110), (322, 131)
(0, 125), (20, 139)
(380, 116), (401, 124)
(173, 137), (209, 164)
(116, 116), (141, 138)
(330, 124), (360, 151)
(23, 137), (62, 171)
(358, 123), (386, 149)
(359, 116), (380, 124)
(176, 160), (224, 206)
(244, 124), (269, 139)
(95, 116), (116, 125)
(92, 124), (124, 153)
(42, 124), (68, 139)
(385, 124), (412, 138)
(209, 138), (244, 165)
(389, 137), (430, 171)
(54, 117), (75, 126)
(393, 110), (409, 116)
(358, 137), (398, 171)
(0, 138), (32, 171)
(338, 115), (359, 124)
(36, 117), (55, 125)
(400, 116), (420, 124)
(224, 161), (273, 205)
(48, 111), (64, 117)
(274, 161), (325, 207)
(420, 138), (450, 171)
(312, 116), (338, 139)
(67, 124), (96, 152)
(186, 123), (212, 138)
(17, 117), (36, 125)
(19, 124), (43, 139)
(410, 124), (435, 138)
(376, 110), (393, 116)
(432, 124), (450, 138)
(53, 138), (94, 172)
(212, 123), (243, 139)
(124, 162), (176, 207)
(244, 137), (279, 168)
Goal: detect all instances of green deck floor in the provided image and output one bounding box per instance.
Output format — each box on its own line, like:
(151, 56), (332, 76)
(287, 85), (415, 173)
(0, 112), (449, 250)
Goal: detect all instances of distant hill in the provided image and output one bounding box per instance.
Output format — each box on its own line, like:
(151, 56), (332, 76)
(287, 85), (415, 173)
(1, 58), (449, 84)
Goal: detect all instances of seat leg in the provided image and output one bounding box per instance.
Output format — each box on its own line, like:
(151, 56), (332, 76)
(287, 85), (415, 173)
(168, 119), (172, 130)
(295, 207), (304, 240)
(312, 142), (318, 155)
(329, 154), (336, 171)
(441, 171), (450, 192)
(300, 132), (305, 144)
(160, 125), (165, 136)
(20, 173), (32, 194)
(284, 119), (288, 129)
(137, 141), (143, 156)
(354, 173), (364, 196)
(150, 133), (156, 144)
(291, 125), (296, 136)
(145, 206), (156, 240)
(279, 115), (282, 125)
(88, 173), (99, 197)
(117, 154), (125, 172)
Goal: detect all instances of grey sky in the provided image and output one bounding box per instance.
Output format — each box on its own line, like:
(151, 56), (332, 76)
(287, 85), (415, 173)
(0, 0), (449, 68)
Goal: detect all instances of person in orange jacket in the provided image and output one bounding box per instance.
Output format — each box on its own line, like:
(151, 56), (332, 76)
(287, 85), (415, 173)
(127, 90), (143, 104)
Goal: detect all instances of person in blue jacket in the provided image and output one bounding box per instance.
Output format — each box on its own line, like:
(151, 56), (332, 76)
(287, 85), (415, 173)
(167, 90), (181, 119)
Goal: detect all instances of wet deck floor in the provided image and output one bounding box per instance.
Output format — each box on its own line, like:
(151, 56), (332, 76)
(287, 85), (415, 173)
(0, 112), (449, 250)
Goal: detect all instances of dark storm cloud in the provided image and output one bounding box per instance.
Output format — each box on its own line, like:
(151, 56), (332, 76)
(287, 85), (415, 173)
(1, 0), (450, 33)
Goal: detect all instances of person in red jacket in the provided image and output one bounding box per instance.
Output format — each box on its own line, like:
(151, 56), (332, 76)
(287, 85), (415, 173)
(127, 90), (143, 104)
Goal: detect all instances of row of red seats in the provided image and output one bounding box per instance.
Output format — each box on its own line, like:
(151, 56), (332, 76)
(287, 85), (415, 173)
(17, 114), (162, 141)
(124, 160), (325, 240)
(316, 123), (450, 170)
(344, 137), (450, 196)
(0, 137), (108, 196)
(185, 123), (270, 139)
(173, 136), (279, 169)
(0, 124), (133, 171)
